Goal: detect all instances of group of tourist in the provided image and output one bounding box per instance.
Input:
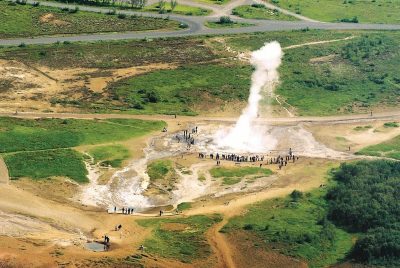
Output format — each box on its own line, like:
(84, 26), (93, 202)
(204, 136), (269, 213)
(199, 148), (300, 170)
(113, 206), (135, 215)
(176, 126), (199, 149)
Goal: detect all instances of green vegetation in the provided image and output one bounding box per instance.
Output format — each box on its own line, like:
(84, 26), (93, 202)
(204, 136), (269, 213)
(205, 16), (254, 28)
(1, 30), (399, 116)
(357, 135), (400, 160)
(110, 64), (251, 115)
(232, 4), (297, 20)
(177, 202), (192, 211)
(267, 0), (400, 24)
(144, 2), (210, 16)
(0, 1), (178, 38)
(195, 0), (229, 5)
(88, 144), (130, 167)
(138, 215), (222, 263)
(147, 159), (175, 181)
(210, 166), (273, 185)
(4, 149), (88, 183)
(327, 160), (400, 266)
(353, 125), (372, 131)
(0, 38), (218, 69)
(384, 122), (399, 128)
(0, 117), (164, 182)
(223, 188), (353, 267)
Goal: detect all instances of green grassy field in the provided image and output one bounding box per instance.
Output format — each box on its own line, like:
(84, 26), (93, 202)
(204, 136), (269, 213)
(0, 1), (179, 39)
(267, 0), (400, 24)
(137, 215), (222, 263)
(109, 63), (251, 115)
(226, 31), (400, 115)
(232, 5), (297, 20)
(205, 21), (254, 28)
(147, 159), (175, 181)
(209, 166), (273, 185)
(144, 2), (210, 16)
(223, 188), (353, 267)
(356, 135), (400, 160)
(4, 149), (88, 183)
(0, 117), (164, 182)
(88, 144), (130, 167)
(0, 38), (218, 69)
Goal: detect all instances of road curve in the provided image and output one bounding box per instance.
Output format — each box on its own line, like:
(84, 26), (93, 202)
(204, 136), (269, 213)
(0, 0), (400, 46)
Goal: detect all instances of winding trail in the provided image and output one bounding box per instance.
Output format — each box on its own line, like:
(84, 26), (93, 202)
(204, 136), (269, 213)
(0, 158), (9, 184)
(2, 110), (400, 125)
(0, 0), (399, 46)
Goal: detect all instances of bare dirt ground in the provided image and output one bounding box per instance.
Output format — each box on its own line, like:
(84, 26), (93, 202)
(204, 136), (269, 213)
(0, 59), (175, 113)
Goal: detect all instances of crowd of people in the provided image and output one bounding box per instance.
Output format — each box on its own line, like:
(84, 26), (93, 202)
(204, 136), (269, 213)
(175, 126), (199, 149)
(199, 148), (299, 170)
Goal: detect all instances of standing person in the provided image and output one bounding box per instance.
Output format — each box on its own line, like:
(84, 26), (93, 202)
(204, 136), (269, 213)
(114, 206), (117, 213)
(122, 207), (125, 214)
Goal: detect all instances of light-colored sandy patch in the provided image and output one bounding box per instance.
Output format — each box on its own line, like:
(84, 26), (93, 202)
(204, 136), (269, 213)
(307, 121), (400, 152)
(0, 157), (9, 184)
(39, 13), (70, 26)
(309, 54), (336, 63)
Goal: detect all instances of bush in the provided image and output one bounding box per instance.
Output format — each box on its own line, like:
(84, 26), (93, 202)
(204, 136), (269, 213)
(218, 16), (233, 24)
(118, 13), (127, 19)
(290, 190), (303, 201)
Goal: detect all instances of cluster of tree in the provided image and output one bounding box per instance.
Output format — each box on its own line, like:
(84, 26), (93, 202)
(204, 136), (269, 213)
(327, 160), (400, 266)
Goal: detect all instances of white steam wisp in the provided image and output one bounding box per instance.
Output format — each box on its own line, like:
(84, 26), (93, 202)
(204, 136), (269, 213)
(215, 41), (283, 152)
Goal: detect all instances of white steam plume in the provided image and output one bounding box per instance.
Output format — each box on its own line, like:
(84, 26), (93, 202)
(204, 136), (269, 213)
(215, 41), (283, 152)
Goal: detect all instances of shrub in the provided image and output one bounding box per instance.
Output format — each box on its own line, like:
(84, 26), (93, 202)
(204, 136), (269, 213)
(290, 190), (303, 201)
(218, 16), (233, 24)
(118, 13), (127, 19)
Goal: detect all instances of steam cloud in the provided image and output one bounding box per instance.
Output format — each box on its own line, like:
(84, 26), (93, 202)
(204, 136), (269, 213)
(215, 41), (283, 152)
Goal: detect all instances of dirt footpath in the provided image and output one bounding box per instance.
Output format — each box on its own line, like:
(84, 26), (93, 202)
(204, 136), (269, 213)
(0, 158), (9, 184)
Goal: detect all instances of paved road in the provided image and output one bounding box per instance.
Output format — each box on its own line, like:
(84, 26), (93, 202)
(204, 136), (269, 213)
(0, 0), (399, 46)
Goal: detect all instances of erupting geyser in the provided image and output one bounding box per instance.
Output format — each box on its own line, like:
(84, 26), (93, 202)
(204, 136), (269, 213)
(215, 41), (283, 152)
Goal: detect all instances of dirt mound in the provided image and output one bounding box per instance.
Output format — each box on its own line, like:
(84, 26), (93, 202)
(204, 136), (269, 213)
(39, 13), (70, 26)
(160, 223), (189, 231)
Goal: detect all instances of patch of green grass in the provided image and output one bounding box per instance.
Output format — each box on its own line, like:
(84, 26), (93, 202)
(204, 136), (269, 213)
(210, 166), (273, 178)
(357, 135), (400, 160)
(205, 21), (254, 28)
(144, 3), (210, 16)
(137, 215), (222, 263)
(232, 5), (297, 20)
(177, 202), (192, 211)
(267, 0), (400, 24)
(0, 117), (163, 182)
(0, 1), (179, 38)
(109, 63), (251, 115)
(147, 160), (174, 181)
(210, 166), (273, 185)
(4, 149), (88, 183)
(223, 188), (353, 267)
(383, 122), (399, 128)
(88, 144), (130, 167)
(0, 117), (165, 153)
